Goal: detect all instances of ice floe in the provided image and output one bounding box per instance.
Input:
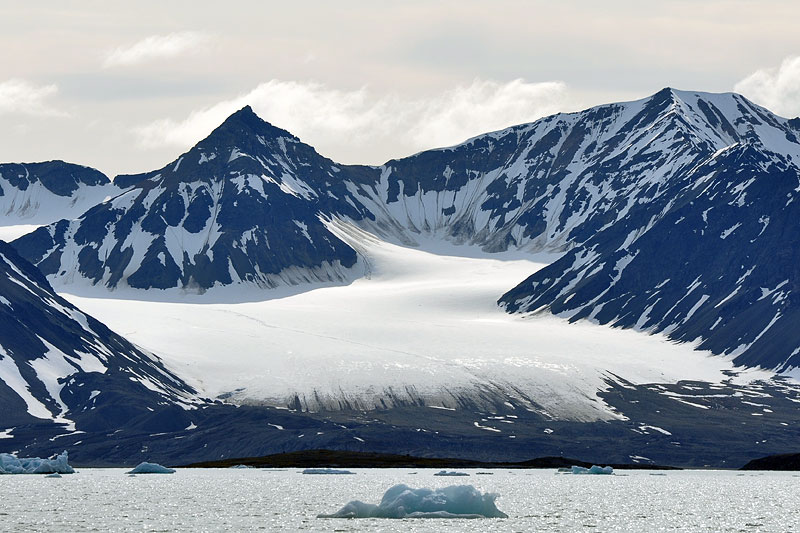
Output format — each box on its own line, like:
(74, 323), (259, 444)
(126, 462), (176, 474)
(0, 451), (74, 474)
(560, 465), (614, 475)
(301, 468), (355, 475)
(318, 484), (508, 519)
(434, 470), (470, 477)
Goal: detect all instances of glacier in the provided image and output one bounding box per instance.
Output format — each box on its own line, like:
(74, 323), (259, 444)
(61, 233), (771, 422)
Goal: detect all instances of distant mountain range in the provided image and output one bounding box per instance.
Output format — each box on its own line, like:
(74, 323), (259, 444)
(2, 88), (800, 467)
(0, 161), (119, 242)
(11, 88), (800, 370)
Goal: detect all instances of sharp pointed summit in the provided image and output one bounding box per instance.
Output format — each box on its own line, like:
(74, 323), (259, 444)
(203, 105), (297, 146)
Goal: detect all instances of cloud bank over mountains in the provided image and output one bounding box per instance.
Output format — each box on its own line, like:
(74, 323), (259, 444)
(735, 55), (800, 118)
(134, 78), (569, 165)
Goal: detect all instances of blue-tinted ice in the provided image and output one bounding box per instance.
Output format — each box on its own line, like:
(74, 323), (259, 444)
(570, 465), (614, 475)
(318, 483), (508, 519)
(126, 462), (176, 474)
(302, 468), (354, 475)
(0, 451), (74, 474)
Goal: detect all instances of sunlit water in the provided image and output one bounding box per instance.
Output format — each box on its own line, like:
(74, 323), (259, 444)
(1, 468), (798, 532)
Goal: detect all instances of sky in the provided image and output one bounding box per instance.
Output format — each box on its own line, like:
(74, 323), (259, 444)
(1, 0), (800, 178)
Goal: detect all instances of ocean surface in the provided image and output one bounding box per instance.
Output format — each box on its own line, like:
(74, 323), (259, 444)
(1, 468), (797, 531)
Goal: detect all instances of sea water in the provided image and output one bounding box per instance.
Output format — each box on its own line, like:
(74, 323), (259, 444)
(0, 468), (797, 531)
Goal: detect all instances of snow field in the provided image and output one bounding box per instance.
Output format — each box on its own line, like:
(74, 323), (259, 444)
(61, 229), (771, 422)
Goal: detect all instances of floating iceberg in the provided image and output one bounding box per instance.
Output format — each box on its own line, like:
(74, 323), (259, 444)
(126, 462), (175, 474)
(433, 470), (470, 476)
(570, 465), (614, 475)
(318, 484), (508, 519)
(229, 464), (253, 469)
(0, 451), (74, 474)
(302, 468), (355, 475)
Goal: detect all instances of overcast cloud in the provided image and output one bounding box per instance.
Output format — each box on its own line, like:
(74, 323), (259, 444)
(0, 1), (799, 176)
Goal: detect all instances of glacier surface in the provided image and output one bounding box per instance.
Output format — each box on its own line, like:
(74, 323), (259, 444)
(62, 230), (771, 422)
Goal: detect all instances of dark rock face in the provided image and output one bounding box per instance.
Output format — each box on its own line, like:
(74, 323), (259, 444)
(0, 161), (108, 197)
(0, 239), (199, 434)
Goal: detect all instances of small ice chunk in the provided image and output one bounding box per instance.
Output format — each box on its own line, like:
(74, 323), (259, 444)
(434, 470), (470, 477)
(0, 451), (74, 474)
(302, 468), (355, 475)
(45, 473), (62, 478)
(569, 465), (614, 475)
(126, 462), (176, 474)
(318, 484), (508, 519)
(229, 464), (253, 469)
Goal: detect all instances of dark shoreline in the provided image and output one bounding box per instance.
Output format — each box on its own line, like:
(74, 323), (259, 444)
(179, 449), (680, 470)
(740, 453), (800, 471)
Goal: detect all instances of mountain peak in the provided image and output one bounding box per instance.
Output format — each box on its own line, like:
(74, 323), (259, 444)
(228, 104), (258, 121)
(201, 105), (297, 150)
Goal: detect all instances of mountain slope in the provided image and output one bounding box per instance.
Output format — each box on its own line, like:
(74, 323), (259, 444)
(500, 91), (800, 370)
(12, 108), (374, 290)
(345, 88), (797, 253)
(0, 239), (199, 437)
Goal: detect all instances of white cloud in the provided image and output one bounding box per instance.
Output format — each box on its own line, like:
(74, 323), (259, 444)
(103, 32), (208, 68)
(0, 79), (65, 117)
(410, 79), (566, 148)
(734, 56), (800, 118)
(134, 78), (569, 163)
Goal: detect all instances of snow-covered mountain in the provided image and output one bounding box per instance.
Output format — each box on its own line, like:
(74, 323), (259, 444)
(3, 88), (800, 467)
(12, 88), (800, 373)
(0, 239), (199, 439)
(0, 161), (119, 241)
(12, 108), (373, 290)
(15, 88), (729, 289)
(500, 90), (800, 371)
